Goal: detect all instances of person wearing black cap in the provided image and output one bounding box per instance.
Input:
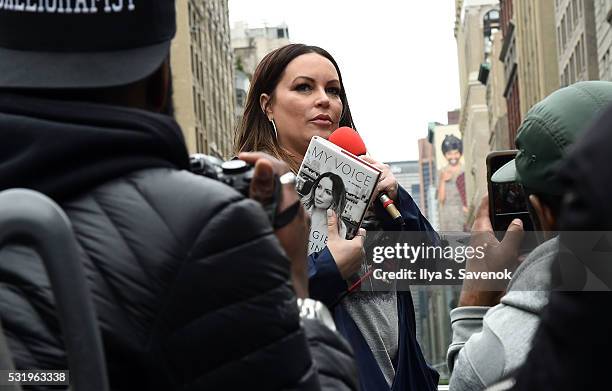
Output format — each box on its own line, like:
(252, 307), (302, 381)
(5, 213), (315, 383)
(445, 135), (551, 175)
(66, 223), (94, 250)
(447, 81), (612, 390)
(0, 2), (357, 390)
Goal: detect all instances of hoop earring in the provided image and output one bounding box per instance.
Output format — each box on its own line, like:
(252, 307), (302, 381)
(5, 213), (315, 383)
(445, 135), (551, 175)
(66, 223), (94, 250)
(270, 119), (278, 140)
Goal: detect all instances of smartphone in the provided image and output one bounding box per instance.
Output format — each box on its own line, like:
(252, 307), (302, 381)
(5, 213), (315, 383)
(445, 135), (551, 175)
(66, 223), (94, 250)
(486, 151), (534, 240)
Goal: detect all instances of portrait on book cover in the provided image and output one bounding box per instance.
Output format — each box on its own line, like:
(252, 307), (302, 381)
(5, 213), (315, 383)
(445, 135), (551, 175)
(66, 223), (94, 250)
(301, 172), (348, 254)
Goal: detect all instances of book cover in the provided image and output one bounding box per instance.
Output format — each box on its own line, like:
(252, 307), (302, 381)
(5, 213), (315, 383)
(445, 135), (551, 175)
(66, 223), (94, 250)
(296, 136), (381, 255)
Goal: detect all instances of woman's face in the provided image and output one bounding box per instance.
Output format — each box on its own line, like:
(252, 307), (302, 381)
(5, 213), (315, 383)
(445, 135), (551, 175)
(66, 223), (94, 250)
(314, 177), (334, 209)
(265, 53), (343, 157)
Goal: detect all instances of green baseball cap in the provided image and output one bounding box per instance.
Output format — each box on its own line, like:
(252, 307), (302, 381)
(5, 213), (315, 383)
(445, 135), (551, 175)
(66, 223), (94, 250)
(492, 81), (612, 195)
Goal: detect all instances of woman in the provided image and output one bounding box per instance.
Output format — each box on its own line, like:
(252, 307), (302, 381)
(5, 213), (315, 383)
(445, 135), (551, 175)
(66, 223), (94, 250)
(235, 44), (439, 391)
(304, 172), (348, 254)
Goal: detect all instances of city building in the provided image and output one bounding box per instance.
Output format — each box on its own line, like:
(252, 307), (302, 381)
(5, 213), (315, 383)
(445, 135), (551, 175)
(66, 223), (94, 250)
(234, 69), (250, 125)
(554, 0), (599, 86)
(514, 0), (559, 117)
(231, 21), (290, 78)
(499, 0), (522, 144)
(454, 0), (498, 226)
(386, 161), (421, 210)
(171, 0), (236, 158)
(418, 138), (437, 225)
(594, 0), (612, 81)
(480, 27), (511, 150)
(411, 113), (463, 380)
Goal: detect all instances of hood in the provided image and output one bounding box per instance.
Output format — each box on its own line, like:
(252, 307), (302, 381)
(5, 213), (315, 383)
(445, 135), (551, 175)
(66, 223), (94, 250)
(0, 93), (189, 202)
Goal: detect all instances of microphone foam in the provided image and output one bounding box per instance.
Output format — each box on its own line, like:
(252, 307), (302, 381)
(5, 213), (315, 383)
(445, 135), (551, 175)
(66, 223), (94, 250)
(328, 127), (367, 156)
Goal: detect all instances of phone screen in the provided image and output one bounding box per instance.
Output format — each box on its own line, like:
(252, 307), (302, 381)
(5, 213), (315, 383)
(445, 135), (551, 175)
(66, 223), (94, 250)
(487, 151), (534, 237)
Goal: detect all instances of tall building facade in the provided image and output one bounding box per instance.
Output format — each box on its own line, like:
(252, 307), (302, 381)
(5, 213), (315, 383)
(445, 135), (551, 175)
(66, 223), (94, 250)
(230, 22), (291, 134)
(482, 27), (511, 150)
(454, 0), (497, 225)
(499, 0), (521, 145)
(594, 0), (612, 81)
(172, 0), (236, 158)
(514, 0), (560, 117)
(234, 69), (250, 124)
(231, 22), (290, 78)
(386, 161), (421, 210)
(554, 0), (599, 87)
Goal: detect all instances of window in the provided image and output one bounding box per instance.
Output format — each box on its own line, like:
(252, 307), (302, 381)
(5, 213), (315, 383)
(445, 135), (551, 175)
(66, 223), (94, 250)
(561, 15), (567, 50)
(190, 46), (194, 75)
(196, 126), (201, 152)
(277, 28), (285, 38)
(192, 87), (197, 115)
(572, 0), (579, 28)
(576, 37), (583, 76)
(569, 54), (576, 84)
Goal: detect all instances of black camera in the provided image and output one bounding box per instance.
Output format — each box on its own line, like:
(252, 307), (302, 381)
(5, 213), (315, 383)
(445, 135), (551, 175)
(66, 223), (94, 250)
(189, 154), (254, 197)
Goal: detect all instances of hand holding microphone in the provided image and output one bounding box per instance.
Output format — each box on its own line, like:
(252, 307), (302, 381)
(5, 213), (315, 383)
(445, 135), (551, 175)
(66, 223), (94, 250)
(359, 156), (399, 203)
(326, 209), (366, 279)
(328, 127), (404, 223)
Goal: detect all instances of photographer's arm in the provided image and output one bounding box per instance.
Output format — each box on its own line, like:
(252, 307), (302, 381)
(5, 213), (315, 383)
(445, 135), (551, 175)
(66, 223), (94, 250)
(159, 198), (318, 390)
(239, 152), (309, 298)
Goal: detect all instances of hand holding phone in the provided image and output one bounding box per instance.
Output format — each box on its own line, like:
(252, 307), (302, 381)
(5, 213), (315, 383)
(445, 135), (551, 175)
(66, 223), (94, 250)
(486, 151), (533, 234)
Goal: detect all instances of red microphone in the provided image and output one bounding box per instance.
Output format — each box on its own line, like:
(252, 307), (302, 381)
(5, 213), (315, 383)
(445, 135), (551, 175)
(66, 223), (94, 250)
(328, 127), (403, 223)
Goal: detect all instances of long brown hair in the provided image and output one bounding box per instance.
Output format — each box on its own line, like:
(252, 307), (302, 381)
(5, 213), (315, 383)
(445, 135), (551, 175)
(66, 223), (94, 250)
(234, 44), (356, 172)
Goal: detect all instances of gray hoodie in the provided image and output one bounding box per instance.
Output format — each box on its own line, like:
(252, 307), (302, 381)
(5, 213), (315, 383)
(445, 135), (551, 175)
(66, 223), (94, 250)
(447, 237), (558, 390)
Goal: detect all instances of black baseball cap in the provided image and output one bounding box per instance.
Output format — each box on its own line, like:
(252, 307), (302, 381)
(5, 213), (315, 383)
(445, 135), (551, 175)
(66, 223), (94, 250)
(0, 0), (175, 89)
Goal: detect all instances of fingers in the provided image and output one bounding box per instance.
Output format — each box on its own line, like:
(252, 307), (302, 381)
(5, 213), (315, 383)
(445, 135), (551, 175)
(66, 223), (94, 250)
(360, 155), (386, 172)
(238, 152), (290, 175)
(377, 176), (394, 194)
(359, 155), (397, 198)
(500, 218), (524, 253)
(354, 228), (366, 246)
(237, 151), (266, 164)
(472, 195), (493, 233)
(359, 155), (376, 164)
(248, 159), (275, 203)
(326, 209), (340, 240)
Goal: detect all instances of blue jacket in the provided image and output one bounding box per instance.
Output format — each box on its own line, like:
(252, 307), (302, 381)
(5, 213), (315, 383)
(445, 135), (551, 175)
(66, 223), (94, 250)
(308, 186), (440, 391)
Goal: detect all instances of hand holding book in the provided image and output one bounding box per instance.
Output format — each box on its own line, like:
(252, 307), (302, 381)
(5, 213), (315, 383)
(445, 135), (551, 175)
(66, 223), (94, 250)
(326, 209), (367, 280)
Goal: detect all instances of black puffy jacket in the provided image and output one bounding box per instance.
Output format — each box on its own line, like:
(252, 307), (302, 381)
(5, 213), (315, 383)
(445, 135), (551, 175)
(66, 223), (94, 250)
(0, 94), (357, 391)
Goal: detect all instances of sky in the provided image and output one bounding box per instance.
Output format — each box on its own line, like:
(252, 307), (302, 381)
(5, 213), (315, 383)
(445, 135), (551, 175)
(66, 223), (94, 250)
(228, 0), (461, 163)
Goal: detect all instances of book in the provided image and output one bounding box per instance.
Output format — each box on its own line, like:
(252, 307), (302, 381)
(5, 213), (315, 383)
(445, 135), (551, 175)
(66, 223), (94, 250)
(296, 136), (381, 255)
